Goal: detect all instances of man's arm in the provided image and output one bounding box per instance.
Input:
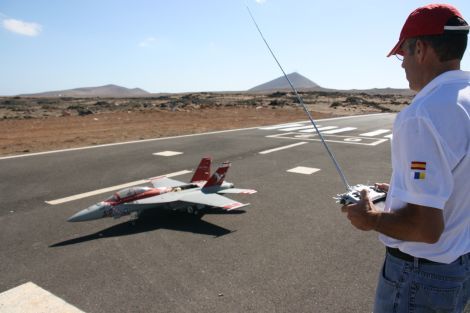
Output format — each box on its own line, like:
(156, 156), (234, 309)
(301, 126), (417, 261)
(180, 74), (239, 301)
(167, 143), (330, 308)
(341, 189), (444, 244)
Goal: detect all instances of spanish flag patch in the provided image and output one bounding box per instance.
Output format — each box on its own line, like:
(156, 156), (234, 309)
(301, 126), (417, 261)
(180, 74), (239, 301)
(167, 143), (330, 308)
(411, 161), (426, 170)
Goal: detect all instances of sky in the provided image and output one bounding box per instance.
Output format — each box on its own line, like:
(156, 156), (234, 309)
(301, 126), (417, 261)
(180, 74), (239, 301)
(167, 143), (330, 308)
(1, 1), (470, 96)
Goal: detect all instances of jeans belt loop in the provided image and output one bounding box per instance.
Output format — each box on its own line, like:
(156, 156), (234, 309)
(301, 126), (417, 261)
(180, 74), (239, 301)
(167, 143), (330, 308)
(461, 253), (469, 265)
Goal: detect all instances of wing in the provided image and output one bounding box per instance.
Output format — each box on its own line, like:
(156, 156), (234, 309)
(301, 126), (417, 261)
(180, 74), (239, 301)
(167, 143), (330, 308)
(148, 176), (185, 188)
(137, 190), (249, 210)
(217, 188), (257, 195)
(180, 192), (249, 210)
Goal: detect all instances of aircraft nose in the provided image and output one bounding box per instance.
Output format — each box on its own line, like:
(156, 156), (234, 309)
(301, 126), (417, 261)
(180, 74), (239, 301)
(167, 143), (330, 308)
(67, 204), (104, 222)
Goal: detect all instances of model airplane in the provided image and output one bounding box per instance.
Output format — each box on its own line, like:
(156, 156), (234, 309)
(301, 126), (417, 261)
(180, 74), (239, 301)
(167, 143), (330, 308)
(67, 157), (257, 222)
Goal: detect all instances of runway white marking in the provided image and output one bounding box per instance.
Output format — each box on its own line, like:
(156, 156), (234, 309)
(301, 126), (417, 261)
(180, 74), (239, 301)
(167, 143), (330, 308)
(258, 123), (305, 130)
(267, 132), (388, 146)
(359, 129), (390, 137)
(0, 282), (85, 313)
(45, 170), (192, 205)
(279, 125), (320, 131)
(153, 151), (183, 156)
(299, 126), (338, 133)
(384, 134), (393, 139)
(321, 127), (357, 134)
(287, 167), (321, 175)
(259, 142), (308, 155)
(344, 138), (363, 142)
(258, 113), (392, 131)
(368, 138), (389, 146)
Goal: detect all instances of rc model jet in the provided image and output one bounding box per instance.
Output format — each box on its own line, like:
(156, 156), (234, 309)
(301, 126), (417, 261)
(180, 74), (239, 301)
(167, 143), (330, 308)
(68, 157), (256, 222)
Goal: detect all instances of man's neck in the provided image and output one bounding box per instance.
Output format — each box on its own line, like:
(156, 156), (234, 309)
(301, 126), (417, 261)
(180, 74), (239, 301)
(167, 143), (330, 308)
(415, 60), (461, 92)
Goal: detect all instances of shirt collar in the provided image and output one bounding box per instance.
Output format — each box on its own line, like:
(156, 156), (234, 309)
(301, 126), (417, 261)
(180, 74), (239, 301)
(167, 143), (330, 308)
(413, 70), (470, 102)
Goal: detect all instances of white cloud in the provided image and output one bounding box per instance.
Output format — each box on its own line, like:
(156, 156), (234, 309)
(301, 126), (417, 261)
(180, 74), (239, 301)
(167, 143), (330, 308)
(139, 37), (156, 47)
(255, 0), (267, 3)
(2, 18), (42, 36)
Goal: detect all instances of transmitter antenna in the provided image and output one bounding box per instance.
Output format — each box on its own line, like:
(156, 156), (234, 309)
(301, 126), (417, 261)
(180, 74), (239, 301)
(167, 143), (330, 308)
(246, 6), (351, 191)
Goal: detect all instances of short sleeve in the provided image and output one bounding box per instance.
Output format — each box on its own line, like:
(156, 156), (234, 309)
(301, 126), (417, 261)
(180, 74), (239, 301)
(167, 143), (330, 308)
(391, 117), (454, 209)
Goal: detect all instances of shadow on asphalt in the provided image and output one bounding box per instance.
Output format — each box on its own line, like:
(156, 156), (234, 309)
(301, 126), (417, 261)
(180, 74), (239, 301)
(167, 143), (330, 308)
(50, 209), (245, 247)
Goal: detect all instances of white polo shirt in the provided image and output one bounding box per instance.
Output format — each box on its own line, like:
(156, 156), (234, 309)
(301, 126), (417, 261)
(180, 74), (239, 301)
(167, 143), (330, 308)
(379, 70), (470, 264)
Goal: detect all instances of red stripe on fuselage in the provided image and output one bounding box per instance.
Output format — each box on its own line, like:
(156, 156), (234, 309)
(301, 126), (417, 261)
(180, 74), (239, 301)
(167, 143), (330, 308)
(104, 188), (171, 206)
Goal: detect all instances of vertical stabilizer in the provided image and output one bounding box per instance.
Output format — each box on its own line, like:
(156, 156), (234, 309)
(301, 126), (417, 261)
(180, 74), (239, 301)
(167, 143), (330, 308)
(202, 162), (231, 188)
(191, 157), (212, 182)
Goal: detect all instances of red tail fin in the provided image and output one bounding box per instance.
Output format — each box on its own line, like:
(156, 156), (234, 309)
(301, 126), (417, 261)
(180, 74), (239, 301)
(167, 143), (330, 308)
(202, 162), (230, 188)
(191, 157), (212, 182)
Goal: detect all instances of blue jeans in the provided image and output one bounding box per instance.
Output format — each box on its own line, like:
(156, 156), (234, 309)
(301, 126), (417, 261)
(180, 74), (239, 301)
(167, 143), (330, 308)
(374, 251), (470, 313)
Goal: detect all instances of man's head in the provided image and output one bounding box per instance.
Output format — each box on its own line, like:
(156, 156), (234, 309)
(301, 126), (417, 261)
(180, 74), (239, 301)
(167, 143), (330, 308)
(388, 4), (469, 59)
(388, 4), (469, 91)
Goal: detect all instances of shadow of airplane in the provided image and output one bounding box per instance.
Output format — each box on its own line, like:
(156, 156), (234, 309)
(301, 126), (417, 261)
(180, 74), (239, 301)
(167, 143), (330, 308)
(50, 209), (246, 247)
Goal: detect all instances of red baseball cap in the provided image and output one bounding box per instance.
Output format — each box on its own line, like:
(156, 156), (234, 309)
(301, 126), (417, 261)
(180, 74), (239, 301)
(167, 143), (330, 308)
(387, 4), (469, 57)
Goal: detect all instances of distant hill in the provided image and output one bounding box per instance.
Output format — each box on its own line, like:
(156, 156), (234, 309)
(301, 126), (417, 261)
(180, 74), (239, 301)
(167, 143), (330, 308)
(16, 79), (413, 98)
(20, 84), (150, 97)
(248, 72), (414, 96)
(249, 72), (323, 92)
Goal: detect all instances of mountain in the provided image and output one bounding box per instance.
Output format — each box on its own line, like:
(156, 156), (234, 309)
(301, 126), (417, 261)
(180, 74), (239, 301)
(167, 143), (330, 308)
(248, 72), (322, 92)
(20, 84), (150, 97)
(248, 72), (414, 96)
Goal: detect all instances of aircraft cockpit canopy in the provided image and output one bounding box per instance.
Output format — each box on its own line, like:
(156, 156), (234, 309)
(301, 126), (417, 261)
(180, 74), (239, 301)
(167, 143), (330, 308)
(105, 187), (152, 202)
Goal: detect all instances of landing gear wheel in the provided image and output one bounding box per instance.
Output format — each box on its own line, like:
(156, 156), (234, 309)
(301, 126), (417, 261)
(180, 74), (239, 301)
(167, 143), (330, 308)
(186, 206), (202, 218)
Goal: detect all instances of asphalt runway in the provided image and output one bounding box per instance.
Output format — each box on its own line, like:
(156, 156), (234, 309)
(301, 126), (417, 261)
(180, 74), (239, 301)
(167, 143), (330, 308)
(0, 113), (396, 313)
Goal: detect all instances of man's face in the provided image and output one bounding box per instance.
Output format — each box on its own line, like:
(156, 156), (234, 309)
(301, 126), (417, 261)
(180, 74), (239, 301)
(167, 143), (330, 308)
(400, 39), (421, 91)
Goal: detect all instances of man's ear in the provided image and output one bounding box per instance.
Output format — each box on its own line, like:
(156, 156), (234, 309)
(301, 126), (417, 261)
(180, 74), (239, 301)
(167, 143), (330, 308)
(415, 39), (428, 63)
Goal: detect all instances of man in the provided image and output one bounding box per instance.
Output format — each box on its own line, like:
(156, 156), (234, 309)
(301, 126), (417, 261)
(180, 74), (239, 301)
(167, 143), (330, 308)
(341, 4), (470, 313)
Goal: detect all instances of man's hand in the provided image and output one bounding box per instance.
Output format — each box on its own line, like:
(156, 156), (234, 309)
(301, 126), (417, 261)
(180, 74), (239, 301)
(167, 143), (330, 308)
(374, 183), (390, 193)
(341, 188), (445, 242)
(341, 189), (381, 231)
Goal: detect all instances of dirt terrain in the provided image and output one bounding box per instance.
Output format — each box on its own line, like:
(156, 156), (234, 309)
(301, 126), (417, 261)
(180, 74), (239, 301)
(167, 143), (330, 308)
(0, 91), (412, 156)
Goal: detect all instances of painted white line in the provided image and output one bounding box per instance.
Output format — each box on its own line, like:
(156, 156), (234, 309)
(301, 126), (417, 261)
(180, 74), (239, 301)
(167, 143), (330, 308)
(279, 125), (320, 131)
(45, 170), (192, 205)
(359, 129), (390, 137)
(368, 139), (389, 146)
(1, 113), (393, 160)
(321, 127), (357, 134)
(299, 126), (338, 133)
(306, 112), (392, 121)
(287, 167), (321, 175)
(0, 282), (85, 313)
(268, 132), (389, 146)
(344, 138), (363, 142)
(153, 151), (183, 156)
(260, 113), (393, 131)
(259, 142), (308, 155)
(258, 123), (305, 130)
(384, 134), (393, 139)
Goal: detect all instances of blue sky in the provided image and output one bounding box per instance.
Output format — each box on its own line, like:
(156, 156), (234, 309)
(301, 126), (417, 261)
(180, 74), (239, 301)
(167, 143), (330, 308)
(1, 1), (469, 95)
